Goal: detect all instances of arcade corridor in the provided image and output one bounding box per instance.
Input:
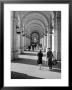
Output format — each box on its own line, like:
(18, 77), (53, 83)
(11, 11), (61, 79)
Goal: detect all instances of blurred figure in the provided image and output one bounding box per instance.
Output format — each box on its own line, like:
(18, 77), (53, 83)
(35, 44), (36, 50)
(47, 48), (53, 70)
(32, 45), (34, 51)
(37, 50), (43, 70)
(28, 46), (31, 51)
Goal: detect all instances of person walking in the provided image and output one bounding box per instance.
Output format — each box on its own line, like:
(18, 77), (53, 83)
(47, 48), (53, 70)
(37, 50), (43, 70)
(28, 46), (31, 51)
(32, 45), (34, 51)
(35, 44), (37, 50)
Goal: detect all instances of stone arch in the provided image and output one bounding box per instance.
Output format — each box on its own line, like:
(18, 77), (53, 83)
(21, 11), (49, 34)
(21, 12), (50, 37)
(27, 24), (44, 38)
(21, 11), (49, 25)
(24, 19), (46, 37)
(25, 19), (45, 30)
(30, 31), (40, 45)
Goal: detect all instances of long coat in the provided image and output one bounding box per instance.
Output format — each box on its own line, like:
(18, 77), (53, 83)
(37, 51), (43, 64)
(47, 50), (53, 67)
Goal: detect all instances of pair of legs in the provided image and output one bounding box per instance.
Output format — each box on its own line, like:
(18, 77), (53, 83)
(48, 58), (52, 69)
(39, 64), (42, 69)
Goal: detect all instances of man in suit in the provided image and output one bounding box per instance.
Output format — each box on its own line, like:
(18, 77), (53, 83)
(47, 48), (53, 69)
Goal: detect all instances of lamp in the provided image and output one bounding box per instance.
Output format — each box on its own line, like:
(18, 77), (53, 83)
(16, 25), (21, 34)
(16, 16), (21, 34)
(22, 34), (25, 36)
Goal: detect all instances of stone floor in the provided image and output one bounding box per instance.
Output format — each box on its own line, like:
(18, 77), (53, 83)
(11, 63), (61, 79)
(17, 51), (61, 69)
(11, 51), (61, 79)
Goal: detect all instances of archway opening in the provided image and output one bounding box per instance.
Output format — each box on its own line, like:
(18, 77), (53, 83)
(30, 32), (42, 51)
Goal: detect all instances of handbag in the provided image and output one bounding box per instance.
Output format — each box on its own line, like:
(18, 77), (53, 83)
(52, 59), (57, 65)
(37, 60), (39, 64)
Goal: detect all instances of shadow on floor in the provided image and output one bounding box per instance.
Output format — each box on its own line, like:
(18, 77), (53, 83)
(39, 67), (61, 73)
(12, 58), (39, 66)
(11, 58), (61, 73)
(49, 68), (61, 73)
(11, 71), (43, 79)
(21, 52), (46, 56)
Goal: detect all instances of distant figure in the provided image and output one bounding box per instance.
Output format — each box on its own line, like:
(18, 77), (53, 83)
(28, 46), (31, 51)
(34, 44), (36, 50)
(47, 48), (53, 69)
(37, 50), (43, 70)
(32, 45), (34, 51)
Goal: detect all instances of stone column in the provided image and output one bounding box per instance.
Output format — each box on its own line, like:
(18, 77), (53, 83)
(54, 12), (57, 59)
(43, 35), (45, 51)
(11, 11), (14, 60)
(57, 12), (61, 60)
(24, 36), (26, 48)
(20, 24), (25, 53)
(45, 35), (47, 51)
(54, 11), (61, 60)
(44, 35), (47, 51)
(17, 15), (21, 54)
(48, 34), (52, 50)
(40, 37), (42, 49)
(40, 38), (42, 44)
(11, 12), (21, 59)
(22, 24), (25, 51)
(46, 28), (48, 53)
(20, 36), (24, 53)
(12, 11), (18, 59)
(46, 25), (52, 50)
(47, 33), (48, 49)
(41, 37), (43, 50)
(52, 30), (54, 52)
(43, 36), (44, 50)
(16, 35), (20, 53)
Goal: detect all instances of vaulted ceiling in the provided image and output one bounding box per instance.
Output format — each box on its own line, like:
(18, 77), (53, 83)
(15, 11), (54, 39)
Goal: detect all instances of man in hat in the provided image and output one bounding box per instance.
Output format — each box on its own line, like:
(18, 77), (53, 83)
(47, 48), (53, 69)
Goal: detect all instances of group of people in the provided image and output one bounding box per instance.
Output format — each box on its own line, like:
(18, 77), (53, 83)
(28, 44), (37, 51)
(28, 44), (42, 51)
(37, 48), (53, 70)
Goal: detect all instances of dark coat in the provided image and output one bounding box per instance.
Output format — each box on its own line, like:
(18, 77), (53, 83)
(28, 46), (31, 51)
(47, 50), (53, 67)
(37, 51), (43, 64)
(47, 50), (53, 58)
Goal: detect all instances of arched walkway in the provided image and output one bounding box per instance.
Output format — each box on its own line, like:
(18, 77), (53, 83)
(11, 11), (61, 61)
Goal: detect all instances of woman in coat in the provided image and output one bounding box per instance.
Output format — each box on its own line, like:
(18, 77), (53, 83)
(37, 50), (43, 69)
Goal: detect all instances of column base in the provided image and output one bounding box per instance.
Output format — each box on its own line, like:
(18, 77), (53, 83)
(18, 49), (21, 53)
(53, 51), (61, 61)
(53, 51), (57, 60)
(11, 50), (18, 60)
(57, 51), (61, 61)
